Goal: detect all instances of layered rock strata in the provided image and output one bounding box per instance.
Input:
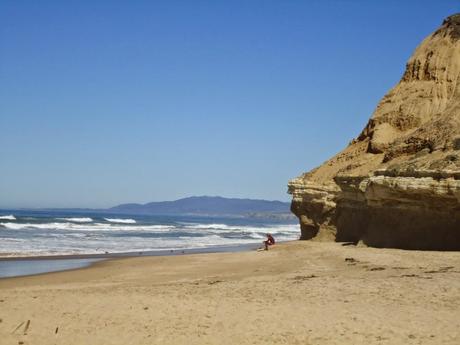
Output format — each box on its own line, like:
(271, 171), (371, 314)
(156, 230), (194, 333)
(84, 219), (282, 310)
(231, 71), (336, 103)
(288, 14), (460, 250)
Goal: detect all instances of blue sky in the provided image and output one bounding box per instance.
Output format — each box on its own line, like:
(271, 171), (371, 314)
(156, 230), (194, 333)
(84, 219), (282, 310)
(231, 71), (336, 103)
(1, 1), (459, 208)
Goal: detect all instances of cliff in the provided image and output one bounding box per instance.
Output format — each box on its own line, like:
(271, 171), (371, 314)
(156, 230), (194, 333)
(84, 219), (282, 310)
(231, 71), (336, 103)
(288, 14), (460, 250)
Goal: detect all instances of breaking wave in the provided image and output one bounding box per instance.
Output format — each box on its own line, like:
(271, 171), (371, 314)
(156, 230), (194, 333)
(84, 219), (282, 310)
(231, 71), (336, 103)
(104, 218), (137, 224)
(57, 217), (93, 223)
(0, 215), (16, 220)
(0, 222), (174, 232)
(0, 212), (299, 257)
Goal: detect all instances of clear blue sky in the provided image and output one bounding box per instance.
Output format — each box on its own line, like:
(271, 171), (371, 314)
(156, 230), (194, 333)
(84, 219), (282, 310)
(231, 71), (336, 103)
(1, 1), (458, 208)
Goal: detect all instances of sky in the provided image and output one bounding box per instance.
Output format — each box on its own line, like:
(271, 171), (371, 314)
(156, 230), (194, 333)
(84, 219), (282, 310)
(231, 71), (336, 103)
(1, 0), (459, 208)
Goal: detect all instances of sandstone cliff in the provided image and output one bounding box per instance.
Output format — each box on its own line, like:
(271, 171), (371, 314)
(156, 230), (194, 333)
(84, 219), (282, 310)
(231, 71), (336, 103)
(288, 14), (460, 250)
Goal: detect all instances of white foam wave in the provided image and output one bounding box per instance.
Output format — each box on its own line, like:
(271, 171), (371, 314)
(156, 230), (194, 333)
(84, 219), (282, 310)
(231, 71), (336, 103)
(0, 215), (16, 220)
(57, 217), (93, 223)
(0, 222), (174, 232)
(184, 223), (234, 230)
(0, 232), (299, 257)
(183, 223), (299, 233)
(104, 218), (136, 224)
(0, 217), (300, 257)
(0, 233), (267, 257)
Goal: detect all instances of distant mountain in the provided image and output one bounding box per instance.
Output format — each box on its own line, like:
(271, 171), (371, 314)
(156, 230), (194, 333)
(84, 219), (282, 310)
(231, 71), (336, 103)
(109, 196), (292, 217)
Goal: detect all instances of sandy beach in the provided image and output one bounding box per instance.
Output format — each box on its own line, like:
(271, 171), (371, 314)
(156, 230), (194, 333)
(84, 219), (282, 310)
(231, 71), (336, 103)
(0, 241), (459, 345)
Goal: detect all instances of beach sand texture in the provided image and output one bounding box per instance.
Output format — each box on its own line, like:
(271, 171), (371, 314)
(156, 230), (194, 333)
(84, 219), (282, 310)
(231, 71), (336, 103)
(1, 241), (459, 344)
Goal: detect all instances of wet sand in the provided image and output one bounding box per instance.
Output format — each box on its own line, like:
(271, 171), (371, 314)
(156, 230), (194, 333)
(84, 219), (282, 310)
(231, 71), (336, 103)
(0, 243), (258, 278)
(0, 241), (459, 344)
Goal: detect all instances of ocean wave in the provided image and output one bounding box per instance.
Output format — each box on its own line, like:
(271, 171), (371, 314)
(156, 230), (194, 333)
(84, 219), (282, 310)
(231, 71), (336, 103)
(0, 234), (261, 257)
(182, 223), (299, 233)
(0, 220), (298, 237)
(0, 214), (300, 257)
(0, 222), (174, 232)
(57, 217), (93, 223)
(0, 231), (299, 257)
(0, 215), (16, 220)
(104, 218), (136, 224)
(183, 223), (233, 230)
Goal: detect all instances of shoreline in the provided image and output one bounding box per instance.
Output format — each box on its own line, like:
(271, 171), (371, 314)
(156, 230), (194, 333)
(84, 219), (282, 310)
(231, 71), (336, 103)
(0, 242), (263, 261)
(0, 242), (264, 279)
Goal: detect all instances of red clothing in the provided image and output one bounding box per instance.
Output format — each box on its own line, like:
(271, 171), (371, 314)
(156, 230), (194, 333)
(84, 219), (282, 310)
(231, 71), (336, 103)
(266, 235), (275, 245)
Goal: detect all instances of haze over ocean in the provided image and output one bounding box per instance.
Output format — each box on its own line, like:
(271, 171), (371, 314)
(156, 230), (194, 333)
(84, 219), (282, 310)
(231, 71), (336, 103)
(1, 1), (459, 208)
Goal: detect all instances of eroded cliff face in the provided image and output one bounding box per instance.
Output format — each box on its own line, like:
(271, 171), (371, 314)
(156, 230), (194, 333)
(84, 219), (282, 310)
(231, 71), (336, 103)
(288, 14), (460, 249)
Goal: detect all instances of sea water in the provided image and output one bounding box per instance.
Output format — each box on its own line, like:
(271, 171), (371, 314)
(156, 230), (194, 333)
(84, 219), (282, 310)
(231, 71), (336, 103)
(0, 209), (299, 257)
(0, 258), (103, 278)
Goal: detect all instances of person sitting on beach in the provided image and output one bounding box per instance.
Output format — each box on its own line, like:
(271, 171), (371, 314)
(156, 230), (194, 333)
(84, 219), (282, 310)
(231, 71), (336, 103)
(264, 233), (275, 250)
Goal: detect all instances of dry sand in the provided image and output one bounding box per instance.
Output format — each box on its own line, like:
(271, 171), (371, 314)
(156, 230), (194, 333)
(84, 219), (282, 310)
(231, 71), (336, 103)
(0, 241), (459, 345)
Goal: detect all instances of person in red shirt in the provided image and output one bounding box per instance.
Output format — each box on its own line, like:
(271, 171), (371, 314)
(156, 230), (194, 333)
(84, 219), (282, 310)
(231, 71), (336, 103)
(264, 233), (275, 250)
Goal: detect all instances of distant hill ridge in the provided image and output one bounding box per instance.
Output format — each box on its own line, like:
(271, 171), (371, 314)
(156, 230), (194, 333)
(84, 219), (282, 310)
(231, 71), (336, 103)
(110, 196), (291, 216)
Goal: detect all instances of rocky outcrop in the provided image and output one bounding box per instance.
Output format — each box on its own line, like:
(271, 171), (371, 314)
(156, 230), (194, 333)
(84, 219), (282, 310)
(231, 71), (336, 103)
(289, 179), (339, 240)
(288, 14), (460, 250)
(334, 172), (460, 250)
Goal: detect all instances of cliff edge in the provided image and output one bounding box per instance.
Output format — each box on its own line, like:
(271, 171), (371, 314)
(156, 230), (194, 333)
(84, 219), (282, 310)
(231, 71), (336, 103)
(288, 14), (460, 250)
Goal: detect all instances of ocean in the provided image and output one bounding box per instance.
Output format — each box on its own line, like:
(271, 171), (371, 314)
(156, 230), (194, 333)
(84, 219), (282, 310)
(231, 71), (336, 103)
(0, 209), (299, 257)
